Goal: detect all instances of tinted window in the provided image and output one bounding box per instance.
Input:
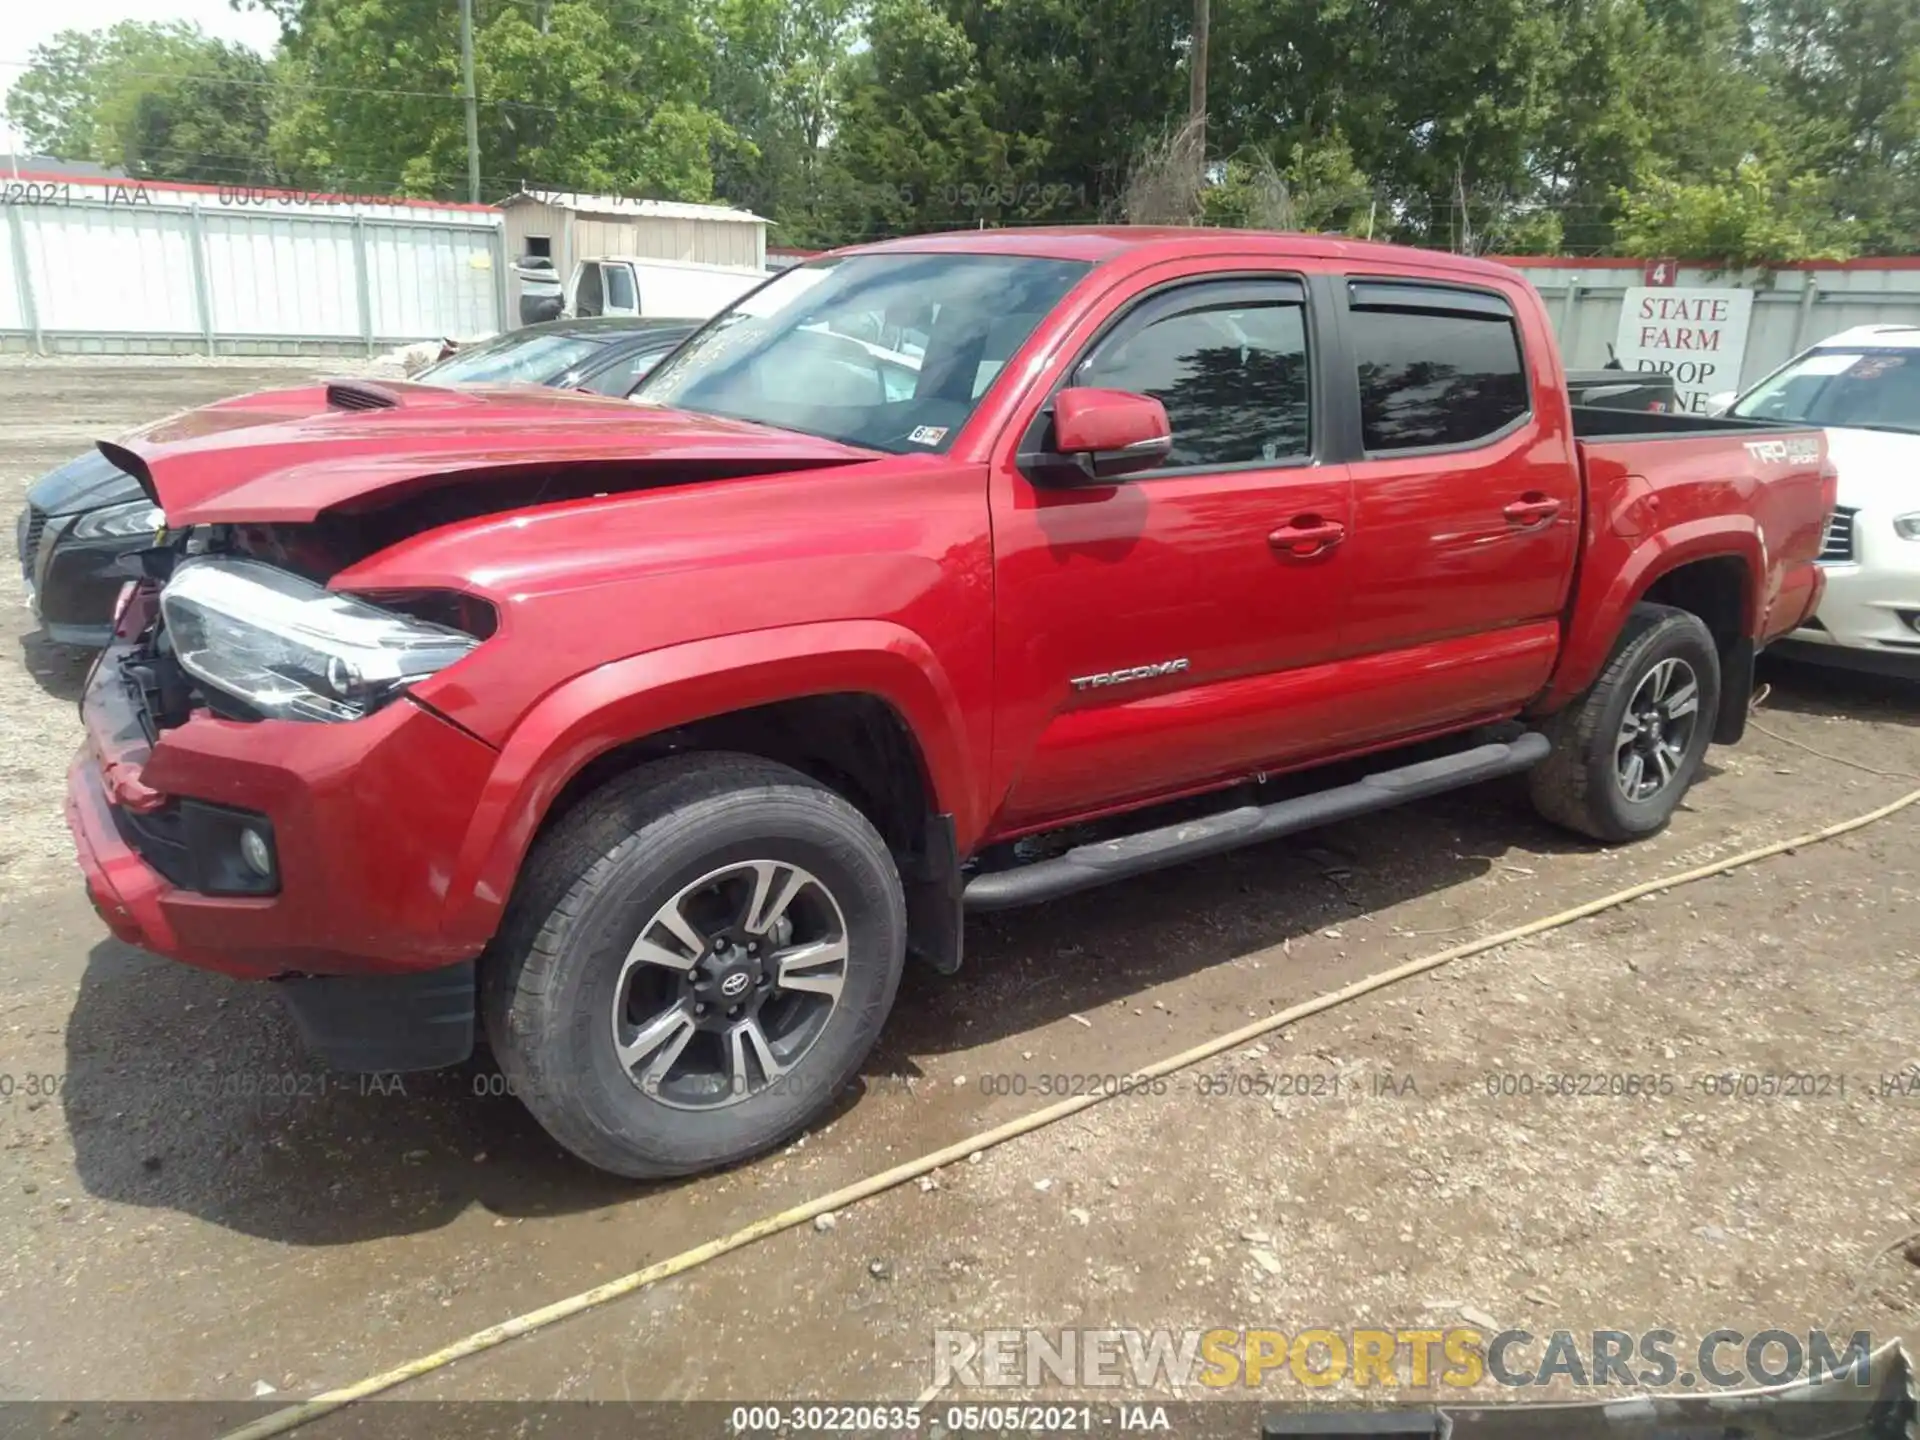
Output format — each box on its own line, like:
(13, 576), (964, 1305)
(1075, 293), (1310, 468)
(1352, 309), (1527, 451)
(605, 264), (636, 312)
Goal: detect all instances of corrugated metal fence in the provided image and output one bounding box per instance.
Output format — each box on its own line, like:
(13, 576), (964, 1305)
(1, 175), (507, 356)
(5, 190), (1916, 375)
(1500, 258), (1920, 391)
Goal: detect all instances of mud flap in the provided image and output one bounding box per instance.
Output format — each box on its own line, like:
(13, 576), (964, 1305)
(1716, 636), (1756, 745)
(904, 813), (963, 974)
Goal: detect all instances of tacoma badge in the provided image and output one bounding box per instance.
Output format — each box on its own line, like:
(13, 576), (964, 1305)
(1070, 658), (1191, 691)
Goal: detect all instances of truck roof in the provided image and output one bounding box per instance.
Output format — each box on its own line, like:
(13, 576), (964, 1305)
(583, 255), (768, 276)
(844, 226), (1526, 287)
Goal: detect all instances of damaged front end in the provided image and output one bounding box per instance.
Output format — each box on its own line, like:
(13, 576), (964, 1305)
(100, 474), (508, 735)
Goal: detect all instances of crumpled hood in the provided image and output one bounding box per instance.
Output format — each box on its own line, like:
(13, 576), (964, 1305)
(108, 379), (880, 526)
(32, 385), (338, 516)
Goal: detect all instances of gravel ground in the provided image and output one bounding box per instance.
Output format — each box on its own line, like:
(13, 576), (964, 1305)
(0, 361), (1915, 1416)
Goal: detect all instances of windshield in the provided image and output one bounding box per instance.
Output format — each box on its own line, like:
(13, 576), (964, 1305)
(634, 252), (1089, 452)
(1730, 347), (1920, 435)
(419, 331), (609, 387)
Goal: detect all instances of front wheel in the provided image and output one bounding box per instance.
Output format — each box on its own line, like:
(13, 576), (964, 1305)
(483, 753), (906, 1178)
(1530, 603), (1721, 843)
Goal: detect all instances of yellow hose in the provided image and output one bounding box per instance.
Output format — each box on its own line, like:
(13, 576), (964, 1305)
(221, 783), (1920, 1440)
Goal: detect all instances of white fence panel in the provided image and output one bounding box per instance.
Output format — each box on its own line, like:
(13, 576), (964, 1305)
(1, 179), (503, 354)
(364, 222), (499, 340)
(202, 211), (361, 338)
(23, 204), (200, 334)
(0, 214), (22, 331)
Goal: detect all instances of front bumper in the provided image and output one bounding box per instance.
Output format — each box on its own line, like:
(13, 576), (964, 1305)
(19, 508), (137, 647)
(65, 626), (501, 983)
(1786, 532), (1920, 673)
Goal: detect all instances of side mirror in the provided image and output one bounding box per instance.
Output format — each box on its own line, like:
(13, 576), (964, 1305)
(1027, 387), (1172, 484)
(1704, 390), (1736, 417)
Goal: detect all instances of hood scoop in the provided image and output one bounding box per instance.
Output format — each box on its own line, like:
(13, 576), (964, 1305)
(325, 380), (402, 412)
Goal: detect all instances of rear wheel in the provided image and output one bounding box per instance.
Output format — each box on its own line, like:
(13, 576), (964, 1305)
(483, 753), (906, 1178)
(1530, 603), (1721, 843)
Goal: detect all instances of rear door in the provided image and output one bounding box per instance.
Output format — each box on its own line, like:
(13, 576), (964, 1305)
(987, 267), (1356, 833)
(1329, 278), (1579, 732)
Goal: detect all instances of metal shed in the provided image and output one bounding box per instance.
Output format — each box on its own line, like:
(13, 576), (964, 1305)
(499, 190), (767, 312)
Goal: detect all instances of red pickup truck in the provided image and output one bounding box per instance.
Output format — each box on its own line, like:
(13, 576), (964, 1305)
(65, 228), (1833, 1177)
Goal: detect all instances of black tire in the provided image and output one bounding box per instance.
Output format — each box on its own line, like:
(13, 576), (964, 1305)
(1530, 603), (1721, 843)
(482, 752), (906, 1178)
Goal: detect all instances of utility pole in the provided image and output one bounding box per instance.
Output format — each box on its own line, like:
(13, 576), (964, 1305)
(1189, 0), (1210, 161)
(459, 0), (481, 203)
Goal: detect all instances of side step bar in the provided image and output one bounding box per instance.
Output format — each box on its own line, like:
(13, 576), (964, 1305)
(962, 732), (1552, 913)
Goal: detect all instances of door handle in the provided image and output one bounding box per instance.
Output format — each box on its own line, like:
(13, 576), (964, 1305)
(1268, 517), (1347, 557)
(1503, 494), (1563, 527)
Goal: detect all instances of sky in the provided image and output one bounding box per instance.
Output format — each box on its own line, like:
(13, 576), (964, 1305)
(1, 0), (283, 151)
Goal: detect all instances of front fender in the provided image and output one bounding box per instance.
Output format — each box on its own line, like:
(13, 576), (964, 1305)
(1539, 515), (1766, 710)
(437, 620), (977, 949)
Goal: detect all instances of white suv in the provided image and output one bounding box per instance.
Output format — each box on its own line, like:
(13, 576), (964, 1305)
(1724, 324), (1920, 676)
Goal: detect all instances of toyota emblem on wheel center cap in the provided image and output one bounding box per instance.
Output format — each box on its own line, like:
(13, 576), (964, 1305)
(719, 971), (752, 999)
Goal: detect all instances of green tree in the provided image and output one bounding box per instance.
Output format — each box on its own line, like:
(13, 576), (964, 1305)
(1615, 154), (1860, 264)
(5, 22), (278, 184)
(21, 0), (1907, 263)
(264, 0), (726, 199)
(1740, 0), (1920, 252)
(823, 0), (1021, 240)
(1199, 133), (1376, 234)
(707, 0), (856, 240)
(937, 0), (1189, 220)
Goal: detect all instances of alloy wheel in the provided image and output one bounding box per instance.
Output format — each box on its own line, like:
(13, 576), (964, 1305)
(1613, 657), (1702, 803)
(609, 859), (850, 1110)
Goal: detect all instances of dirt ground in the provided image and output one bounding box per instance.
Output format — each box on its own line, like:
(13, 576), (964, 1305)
(1, 362), (1917, 1420)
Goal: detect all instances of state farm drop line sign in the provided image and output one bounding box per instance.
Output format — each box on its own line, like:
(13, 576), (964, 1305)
(1612, 286), (1755, 414)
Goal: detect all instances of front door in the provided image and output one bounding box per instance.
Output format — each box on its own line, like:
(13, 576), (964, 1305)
(988, 271), (1355, 834)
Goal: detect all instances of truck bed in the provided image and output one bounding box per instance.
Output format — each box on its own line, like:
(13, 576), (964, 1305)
(1563, 370), (1677, 413)
(1570, 404), (1804, 441)
(1551, 408), (1834, 717)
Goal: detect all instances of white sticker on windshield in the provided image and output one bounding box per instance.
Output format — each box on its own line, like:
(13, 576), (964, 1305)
(1797, 352), (1862, 375)
(907, 425), (949, 446)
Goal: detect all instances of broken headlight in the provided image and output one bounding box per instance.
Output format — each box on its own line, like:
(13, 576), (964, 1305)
(159, 556), (481, 722)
